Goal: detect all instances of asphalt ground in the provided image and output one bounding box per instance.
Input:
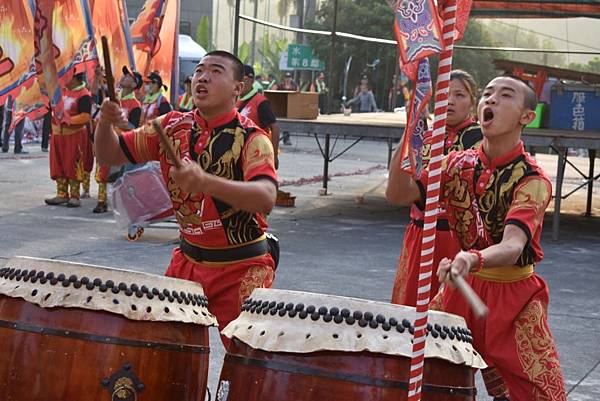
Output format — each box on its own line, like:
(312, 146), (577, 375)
(0, 136), (598, 400)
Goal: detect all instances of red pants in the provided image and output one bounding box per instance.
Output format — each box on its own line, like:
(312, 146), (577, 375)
(165, 248), (275, 349)
(391, 221), (460, 306)
(95, 163), (111, 183)
(82, 132), (94, 173)
(432, 273), (566, 401)
(49, 129), (84, 181)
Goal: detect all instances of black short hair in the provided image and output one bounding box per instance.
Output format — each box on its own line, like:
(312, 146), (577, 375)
(503, 75), (538, 111)
(204, 50), (244, 82)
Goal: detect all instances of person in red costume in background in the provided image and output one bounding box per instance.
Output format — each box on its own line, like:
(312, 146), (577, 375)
(387, 75), (566, 401)
(236, 64), (279, 169)
(178, 76), (194, 112)
(141, 71), (172, 125)
(388, 69), (482, 307)
(92, 66), (143, 213)
(44, 69), (92, 208)
(94, 51), (278, 348)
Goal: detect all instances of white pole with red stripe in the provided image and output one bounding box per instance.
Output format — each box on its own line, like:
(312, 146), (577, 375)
(407, 1), (458, 400)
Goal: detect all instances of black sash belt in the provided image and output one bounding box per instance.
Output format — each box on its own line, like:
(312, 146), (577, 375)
(224, 353), (476, 397)
(411, 218), (451, 231)
(180, 238), (268, 263)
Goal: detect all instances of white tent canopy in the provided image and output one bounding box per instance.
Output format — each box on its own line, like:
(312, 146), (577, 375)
(178, 34), (206, 60)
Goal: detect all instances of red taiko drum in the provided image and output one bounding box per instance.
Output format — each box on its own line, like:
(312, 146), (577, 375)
(217, 289), (486, 401)
(0, 256), (217, 401)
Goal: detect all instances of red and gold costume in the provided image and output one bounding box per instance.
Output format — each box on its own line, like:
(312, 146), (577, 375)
(391, 118), (482, 306)
(426, 142), (566, 401)
(236, 91), (277, 141)
(95, 93), (142, 204)
(119, 109), (277, 347)
(49, 84), (92, 200)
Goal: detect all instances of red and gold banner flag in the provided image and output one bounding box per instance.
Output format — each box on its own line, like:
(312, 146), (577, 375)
(131, 0), (179, 104)
(89, 0), (135, 82)
(130, 0), (165, 53)
(146, 0), (179, 104)
(0, 0), (47, 124)
(34, 0), (97, 120)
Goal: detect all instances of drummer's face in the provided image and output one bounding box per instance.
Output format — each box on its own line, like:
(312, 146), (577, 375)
(192, 55), (243, 111)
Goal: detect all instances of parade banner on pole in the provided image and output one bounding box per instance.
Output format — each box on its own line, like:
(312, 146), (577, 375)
(405, 1), (472, 399)
(398, 59), (432, 178)
(130, 0), (167, 75)
(388, 0), (442, 177)
(0, 0), (47, 125)
(130, 0), (180, 104)
(89, 0), (136, 83)
(392, 0), (444, 66)
(145, 0), (180, 104)
(34, 0), (97, 120)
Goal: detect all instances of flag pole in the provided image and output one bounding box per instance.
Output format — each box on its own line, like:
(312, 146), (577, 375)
(407, 1), (458, 400)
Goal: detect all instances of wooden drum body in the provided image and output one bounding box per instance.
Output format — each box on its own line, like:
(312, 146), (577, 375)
(219, 289), (486, 401)
(0, 257), (218, 401)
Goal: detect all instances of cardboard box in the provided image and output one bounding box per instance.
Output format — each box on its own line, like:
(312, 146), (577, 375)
(264, 90), (318, 120)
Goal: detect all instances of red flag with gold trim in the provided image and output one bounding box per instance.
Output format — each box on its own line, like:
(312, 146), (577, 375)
(89, 0), (136, 83)
(34, 0), (97, 120)
(0, 0), (47, 123)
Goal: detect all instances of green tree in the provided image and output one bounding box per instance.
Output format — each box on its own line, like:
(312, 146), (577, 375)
(453, 20), (507, 88)
(482, 21), (566, 67)
(257, 34), (289, 76)
(196, 15), (212, 51)
(306, 0), (397, 110)
(306, 0), (508, 110)
(238, 42), (250, 64)
(568, 57), (600, 73)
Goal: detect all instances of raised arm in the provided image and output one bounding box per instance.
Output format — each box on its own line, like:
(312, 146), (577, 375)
(94, 99), (130, 165)
(385, 137), (422, 206)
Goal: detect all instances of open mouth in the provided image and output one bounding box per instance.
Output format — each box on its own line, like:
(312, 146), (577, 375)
(195, 84), (208, 96)
(482, 107), (494, 123)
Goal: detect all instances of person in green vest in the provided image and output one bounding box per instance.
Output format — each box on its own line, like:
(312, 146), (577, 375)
(178, 76), (194, 112)
(310, 72), (329, 114)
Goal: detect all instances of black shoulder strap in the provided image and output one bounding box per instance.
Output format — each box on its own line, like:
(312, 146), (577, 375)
(189, 121), (201, 162)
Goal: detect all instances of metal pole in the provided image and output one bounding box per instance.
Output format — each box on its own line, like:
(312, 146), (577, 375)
(326, 0), (338, 114)
(233, 0), (242, 56)
(323, 134), (330, 192)
(552, 147), (567, 241)
(586, 149), (596, 217)
(250, 0), (259, 65)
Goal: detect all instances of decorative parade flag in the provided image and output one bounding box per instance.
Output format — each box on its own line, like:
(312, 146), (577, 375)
(34, 0), (97, 120)
(131, 0), (179, 104)
(398, 58), (432, 178)
(130, 0), (167, 74)
(145, 0), (179, 104)
(388, 0), (443, 177)
(438, 0), (473, 40)
(89, 0), (135, 83)
(392, 0), (444, 66)
(0, 0), (46, 124)
(0, 0), (37, 105)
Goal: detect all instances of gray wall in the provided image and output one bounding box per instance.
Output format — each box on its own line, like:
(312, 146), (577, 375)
(125, 0), (212, 38)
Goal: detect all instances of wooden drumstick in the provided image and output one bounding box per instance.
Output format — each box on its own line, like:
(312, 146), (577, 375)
(100, 36), (117, 102)
(151, 121), (182, 169)
(450, 272), (489, 319)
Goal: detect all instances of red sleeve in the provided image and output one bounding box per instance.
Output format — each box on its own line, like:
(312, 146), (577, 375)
(119, 114), (171, 163)
(241, 130), (277, 185)
(505, 176), (552, 240)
